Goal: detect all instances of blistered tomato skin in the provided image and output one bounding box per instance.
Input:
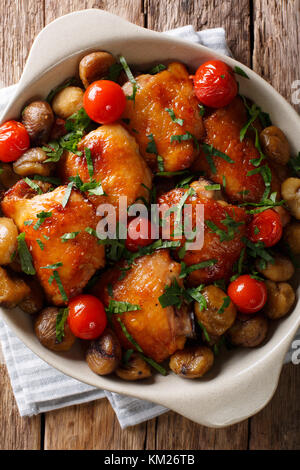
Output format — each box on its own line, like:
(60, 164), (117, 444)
(248, 209), (283, 247)
(0, 120), (30, 162)
(228, 274), (268, 314)
(125, 217), (156, 252)
(193, 60), (238, 108)
(83, 80), (126, 124)
(68, 294), (107, 340)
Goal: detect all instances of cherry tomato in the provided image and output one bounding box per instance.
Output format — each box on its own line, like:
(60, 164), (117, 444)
(193, 60), (238, 108)
(68, 294), (107, 340)
(228, 274), (267, 314)
(83, 80), (126, 124)
(125, 217), (156, 252)
(248, 209), (283, 247)
(0, 120), (30, 162)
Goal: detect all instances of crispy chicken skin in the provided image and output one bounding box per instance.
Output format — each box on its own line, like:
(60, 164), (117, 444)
(93, 250), (192, 363)
(122, 62), (205, 172)
(158, 181), (248, 285)
(1, 180), (105, 305)
(192, 96), (281, 203)
(58, 124), (152, 213)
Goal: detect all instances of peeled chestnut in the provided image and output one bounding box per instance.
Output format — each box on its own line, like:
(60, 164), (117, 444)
(86, 328), (122, 375)
(34, 307), (75, 352)
(115, 353), (152, 381)
(169, 346), (214, 379)
(19, 278), (45, 315)
(227, 314), (268, 348)
(22, 101), (54, 145)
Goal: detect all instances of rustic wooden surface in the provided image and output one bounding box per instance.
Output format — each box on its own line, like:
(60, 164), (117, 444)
(0, 0), (300, 450)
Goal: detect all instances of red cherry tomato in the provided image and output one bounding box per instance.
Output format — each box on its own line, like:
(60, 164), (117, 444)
(0, 120), (30, 162)
(83, 80), (126, 124)
(193, 60), (238, 108)
(125, 217), (156, 252)
(228, 274), (267, 314)
(248, 209), (283, 247)
(67, 294), (107, 340)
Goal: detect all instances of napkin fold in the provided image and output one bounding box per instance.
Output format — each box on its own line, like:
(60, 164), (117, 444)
(0, 25), (298, 429)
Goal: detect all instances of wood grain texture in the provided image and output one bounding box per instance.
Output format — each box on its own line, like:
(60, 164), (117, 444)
(0, 0), (44, 86)
(253, 0), (300, 112)
(44, 398), (151, 450)
(145, 0), (251, 65)
(0, 365), (41, 450)
(0, 0), (299, 451)
(249, 364), (300, 450)
(44, 0), (145, 25)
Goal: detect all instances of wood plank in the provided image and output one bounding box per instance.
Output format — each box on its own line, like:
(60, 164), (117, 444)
(253, 0), (300, 112)
(42, 0), (146, 451)
(249, 364), (300, 449)
(145, 0), (251, 65)
(44, 0), (145, 26)
(0, 365), (41, 449)
(0, 0), (44, 86)
(148, 412), (248, 450)
(44, 398), (150, 449)
(145, 0), (251, 449)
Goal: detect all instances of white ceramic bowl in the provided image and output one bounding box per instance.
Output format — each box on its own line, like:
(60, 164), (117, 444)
(1, 9), (299, 427)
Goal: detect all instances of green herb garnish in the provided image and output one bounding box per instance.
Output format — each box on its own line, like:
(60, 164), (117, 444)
(55, 308), (69, 343)
(148, 64), (166, 74)
(119, 56), (138, 101)
(165, 108), (184, 126)
(234, 66), (250, 79)
(107, 300), (141, 314)
(61, 231), (80, 242)
(33, 211), (52, 230)
(17, 233), (36, 275)
(42, 141), (64, 163)
(23, 177), (42, 194)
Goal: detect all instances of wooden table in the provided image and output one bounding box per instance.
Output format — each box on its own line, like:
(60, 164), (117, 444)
(0, 0), (299, 450)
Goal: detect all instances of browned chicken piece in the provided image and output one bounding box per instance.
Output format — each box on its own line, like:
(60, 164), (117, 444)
(1, 180), (105, 305)
(192, 96), (281, 203)
(58, 124), (153, 213)
(92, 250), (193, 363)
(122, 62), (205, 172)
(158, 181), (248, 285)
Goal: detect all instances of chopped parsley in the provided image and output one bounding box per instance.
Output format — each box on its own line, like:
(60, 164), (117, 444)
(55, 308), (69, 343)
(107, 300), (141, 314)
(36, 239), (44, 250)
(179, 259), (217, 279)
(17, 232), (36, 275)
(206, 213), (244, 242)
(240, 191), (285, 214)
(234, 66), (250, 79)
(23, 177), (42, 195)
(42, 141), (64, 163)
(171, 132), (199, 150)
(217, 296), (231, 314)
(157, 155), (164, 172)
(49, 270), (68, 303)
(165, 108), (184, 126)
(148, 63), (166, 74)
(202, 144), (234, 174)
(85, 148), (94, 178)
(146, 133), (158, 154)
(61, 182), (73, 208)
(42, 262), (63, 269)
(119, 56), (138, 101)
(204, 184), (221, 191)
(61, 231), (80, 242)
(33, 211), (52, 230)
(106, 63), (123, 82)
(198, 321), (210, 342)
(198, 104), (205, 116)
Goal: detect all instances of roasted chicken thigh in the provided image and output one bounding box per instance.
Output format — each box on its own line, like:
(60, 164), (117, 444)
(1, 180), (105, 305)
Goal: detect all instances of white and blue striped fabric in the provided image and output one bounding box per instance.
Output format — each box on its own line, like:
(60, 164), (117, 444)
(0, 26), (298, 428)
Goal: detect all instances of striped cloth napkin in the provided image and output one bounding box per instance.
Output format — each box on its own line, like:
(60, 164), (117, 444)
(0, 26), (298, 429)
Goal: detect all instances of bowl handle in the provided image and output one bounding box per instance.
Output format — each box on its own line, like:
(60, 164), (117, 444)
(167, 339), (292, 427)
(18, 9), (149, 89)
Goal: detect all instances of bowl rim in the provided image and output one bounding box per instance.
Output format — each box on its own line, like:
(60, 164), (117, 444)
(1, 8), (299, 427)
